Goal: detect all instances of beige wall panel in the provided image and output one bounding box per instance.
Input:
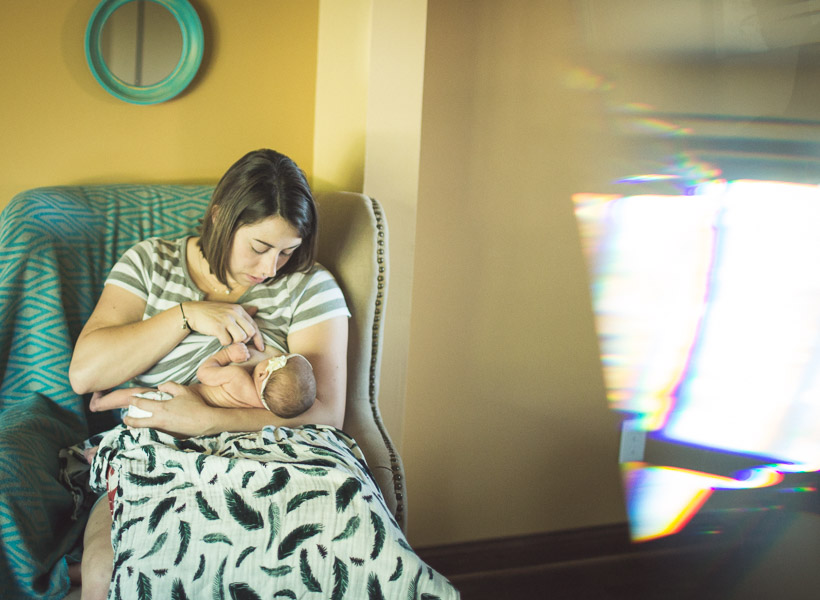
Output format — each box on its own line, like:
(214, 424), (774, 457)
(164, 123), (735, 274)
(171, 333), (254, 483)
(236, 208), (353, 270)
(363, 0), (429, 452)
(404, 0), (626, 546)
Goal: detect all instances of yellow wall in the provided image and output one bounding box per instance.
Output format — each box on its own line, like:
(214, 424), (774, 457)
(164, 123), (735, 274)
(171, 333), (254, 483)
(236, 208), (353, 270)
(312, 0), (371, 195)
(0, 0), (319, 209)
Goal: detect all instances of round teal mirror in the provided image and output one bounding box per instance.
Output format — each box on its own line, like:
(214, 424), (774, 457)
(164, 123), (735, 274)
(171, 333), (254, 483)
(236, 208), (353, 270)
(85, 0), (203, 105)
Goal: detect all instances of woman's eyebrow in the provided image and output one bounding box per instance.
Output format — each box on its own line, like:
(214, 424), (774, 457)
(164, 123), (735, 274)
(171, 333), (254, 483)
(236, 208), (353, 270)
(253, 239), (302, 250)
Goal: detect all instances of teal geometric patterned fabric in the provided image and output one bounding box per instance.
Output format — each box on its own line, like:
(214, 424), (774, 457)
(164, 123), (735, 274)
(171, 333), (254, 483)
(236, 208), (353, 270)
(0, 186), (212, 599)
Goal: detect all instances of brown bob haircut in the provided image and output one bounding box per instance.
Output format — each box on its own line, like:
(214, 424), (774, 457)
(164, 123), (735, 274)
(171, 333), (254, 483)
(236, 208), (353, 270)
(198, 149), (318, 286)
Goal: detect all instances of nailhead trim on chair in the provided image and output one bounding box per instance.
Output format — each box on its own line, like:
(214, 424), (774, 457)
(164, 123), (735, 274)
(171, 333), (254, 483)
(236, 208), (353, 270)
(368, 197), (406, 529)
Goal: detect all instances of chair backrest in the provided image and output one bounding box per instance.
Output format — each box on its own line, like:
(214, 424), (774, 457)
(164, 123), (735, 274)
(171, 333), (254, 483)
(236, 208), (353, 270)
(0, 185), (405, 528)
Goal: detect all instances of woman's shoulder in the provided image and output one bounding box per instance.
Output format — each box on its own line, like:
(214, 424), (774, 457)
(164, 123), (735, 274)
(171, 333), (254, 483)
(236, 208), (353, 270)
(120, 236), (186, 265)
(286, 263), (342, 292)
(253, 263), (335, 290)
(303, 262), (334, 279)
(119, 236), (181, 257)
(127, 236), (186, 253)
(110, 237), (189, 288)
(247, 263), (345, 305)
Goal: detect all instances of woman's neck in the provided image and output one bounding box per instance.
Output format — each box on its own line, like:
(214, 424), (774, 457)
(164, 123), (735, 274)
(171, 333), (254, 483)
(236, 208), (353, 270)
(187, 237), (247, 302)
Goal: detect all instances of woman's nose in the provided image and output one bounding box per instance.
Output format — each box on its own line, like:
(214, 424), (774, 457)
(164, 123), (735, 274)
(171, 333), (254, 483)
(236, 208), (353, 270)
(262, 253), (278, 278)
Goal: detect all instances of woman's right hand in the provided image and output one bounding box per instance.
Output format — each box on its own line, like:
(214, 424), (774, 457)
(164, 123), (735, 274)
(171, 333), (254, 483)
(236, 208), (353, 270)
(183, 301), (264, 351)
(126, 382), (279, 437)
(123, 382), (220, 438)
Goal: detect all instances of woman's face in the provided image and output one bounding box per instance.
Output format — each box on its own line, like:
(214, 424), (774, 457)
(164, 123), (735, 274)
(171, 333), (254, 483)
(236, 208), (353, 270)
(228, 216), (302, 287)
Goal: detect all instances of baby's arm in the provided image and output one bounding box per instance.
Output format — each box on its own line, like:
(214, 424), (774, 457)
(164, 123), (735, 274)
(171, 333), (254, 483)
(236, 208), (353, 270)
(207, 342), (251, 367)
(197, 343), (251, 387)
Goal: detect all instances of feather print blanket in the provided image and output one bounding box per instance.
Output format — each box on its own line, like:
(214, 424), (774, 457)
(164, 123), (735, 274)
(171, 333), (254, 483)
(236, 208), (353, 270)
(90, 424), (459, 599)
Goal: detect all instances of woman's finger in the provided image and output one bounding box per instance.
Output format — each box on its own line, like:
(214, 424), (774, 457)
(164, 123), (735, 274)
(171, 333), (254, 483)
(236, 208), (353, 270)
(90, 388), (148, 411)
(186, 302), (264, 349)
(236, 313), (262, 345)
(129, 383), (216, 438)
(251, 330), (265, 351)
(225, 320), (249, 344)
(88, 391), (108, 412)
(245, 315), (263, 350)
(235, 309), (263, 350)
(215, 328), (233, 346)
(157, 381), (185, 395)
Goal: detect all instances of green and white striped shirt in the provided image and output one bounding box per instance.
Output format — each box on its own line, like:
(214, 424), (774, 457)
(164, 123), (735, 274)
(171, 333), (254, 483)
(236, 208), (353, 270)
(106, 237), (350, 387)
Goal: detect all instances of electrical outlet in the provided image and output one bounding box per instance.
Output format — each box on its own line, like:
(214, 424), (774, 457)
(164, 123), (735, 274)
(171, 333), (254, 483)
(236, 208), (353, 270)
(619, 420), (646, 462)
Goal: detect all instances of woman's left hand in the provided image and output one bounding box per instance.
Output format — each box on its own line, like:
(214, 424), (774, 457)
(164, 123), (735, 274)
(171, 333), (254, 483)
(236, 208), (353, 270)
(122, 382), (219, 438)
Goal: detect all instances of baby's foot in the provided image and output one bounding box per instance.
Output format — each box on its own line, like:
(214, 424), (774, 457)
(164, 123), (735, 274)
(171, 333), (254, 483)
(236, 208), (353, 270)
(83, 446), (99, 464)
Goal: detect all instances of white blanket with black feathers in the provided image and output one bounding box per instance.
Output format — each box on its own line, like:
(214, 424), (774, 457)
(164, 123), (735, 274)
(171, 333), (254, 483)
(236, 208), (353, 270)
(90, 424), (458, 599)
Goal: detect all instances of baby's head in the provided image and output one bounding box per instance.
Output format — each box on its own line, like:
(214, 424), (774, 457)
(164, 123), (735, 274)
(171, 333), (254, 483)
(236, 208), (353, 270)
(253, 354), (316, 418)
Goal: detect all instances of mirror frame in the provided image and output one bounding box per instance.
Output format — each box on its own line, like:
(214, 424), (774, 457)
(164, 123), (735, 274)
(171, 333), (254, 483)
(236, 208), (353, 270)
(85, 0), (203, 105)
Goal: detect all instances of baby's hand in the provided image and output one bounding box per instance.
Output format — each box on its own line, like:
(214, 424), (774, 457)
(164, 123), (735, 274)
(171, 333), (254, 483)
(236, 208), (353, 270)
(226, 342), (250, 364)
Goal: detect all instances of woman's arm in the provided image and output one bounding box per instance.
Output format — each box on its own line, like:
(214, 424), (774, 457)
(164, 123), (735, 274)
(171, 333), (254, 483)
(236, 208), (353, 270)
(70, 287), (265, 395)
(69, 285), (189, 394)
(116, 316), (349, 436)
(285, 315), (348, 429)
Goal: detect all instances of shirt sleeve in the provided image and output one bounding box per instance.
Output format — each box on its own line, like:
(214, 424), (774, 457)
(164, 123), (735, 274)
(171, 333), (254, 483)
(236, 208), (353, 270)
(289, 266), (351, 333)
(104, 239), (156, 301)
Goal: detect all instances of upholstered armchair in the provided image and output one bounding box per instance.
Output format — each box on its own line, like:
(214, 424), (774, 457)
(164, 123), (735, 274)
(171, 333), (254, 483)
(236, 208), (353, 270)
(0, 185), (404, 599)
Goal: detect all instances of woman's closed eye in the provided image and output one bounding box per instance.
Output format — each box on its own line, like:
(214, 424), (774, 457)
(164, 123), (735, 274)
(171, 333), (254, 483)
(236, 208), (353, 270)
(251, 244), (297, 256)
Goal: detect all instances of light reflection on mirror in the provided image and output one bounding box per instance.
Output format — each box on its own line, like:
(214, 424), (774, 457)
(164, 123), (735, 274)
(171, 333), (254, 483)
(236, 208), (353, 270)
(101, 0), (182, 87)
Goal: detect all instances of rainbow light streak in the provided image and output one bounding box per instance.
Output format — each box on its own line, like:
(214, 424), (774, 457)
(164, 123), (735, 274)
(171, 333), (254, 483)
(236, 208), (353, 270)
(777, 487), (817, 493)
(611, 102), (725, 191)
(563, 65), (615, 92)
(622, 462), (784, 542)
(616, 174), (681, 184)
(634, 118), (693, 137)
(574, 189), (720, 429)
(575, 180), (820, 540)
(671, 152), (723, 188)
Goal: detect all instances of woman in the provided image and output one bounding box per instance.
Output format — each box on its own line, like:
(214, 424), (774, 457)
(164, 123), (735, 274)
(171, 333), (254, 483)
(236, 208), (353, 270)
(68, 149), (349, 599)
